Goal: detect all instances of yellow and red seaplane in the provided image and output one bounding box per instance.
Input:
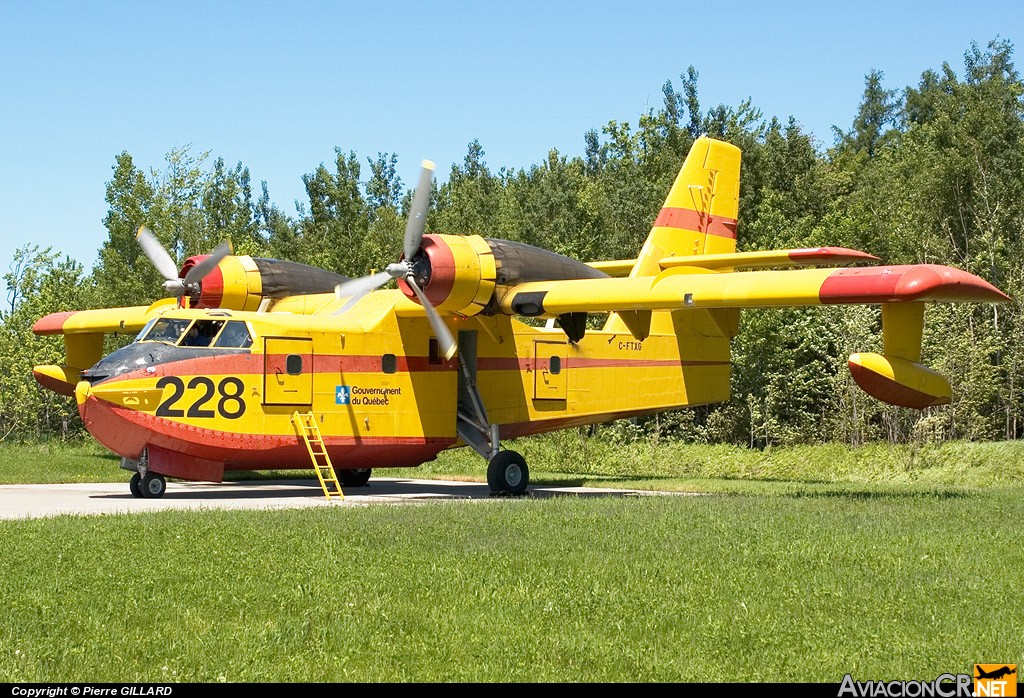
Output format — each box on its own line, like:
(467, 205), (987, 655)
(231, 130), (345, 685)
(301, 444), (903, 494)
(32, 137), (1008, 498)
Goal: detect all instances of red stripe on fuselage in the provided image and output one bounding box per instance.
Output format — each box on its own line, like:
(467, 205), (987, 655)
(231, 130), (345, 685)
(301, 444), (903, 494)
(653, 207), (737, 239)
(100, 351), (725, 383)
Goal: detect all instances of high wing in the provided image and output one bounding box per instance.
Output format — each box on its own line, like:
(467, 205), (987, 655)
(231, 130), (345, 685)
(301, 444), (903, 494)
(498, 259), (1009, 410)
(499, 262), (1008, 316)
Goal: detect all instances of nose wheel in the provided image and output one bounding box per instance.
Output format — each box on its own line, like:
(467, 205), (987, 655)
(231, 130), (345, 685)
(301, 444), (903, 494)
(129, 472), (166, 498)
(141, 473), (167, 498)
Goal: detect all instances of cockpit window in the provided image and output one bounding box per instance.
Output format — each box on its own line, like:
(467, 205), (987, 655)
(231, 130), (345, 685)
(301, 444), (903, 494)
(180, 320), (225, 348)
(140, 318), (192, 344)
(134, 318), (157, 342)
(213, 321), (253, 349)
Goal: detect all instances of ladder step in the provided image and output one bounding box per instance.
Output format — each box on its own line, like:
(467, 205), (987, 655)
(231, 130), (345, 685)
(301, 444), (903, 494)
(294, 411), (344, 501)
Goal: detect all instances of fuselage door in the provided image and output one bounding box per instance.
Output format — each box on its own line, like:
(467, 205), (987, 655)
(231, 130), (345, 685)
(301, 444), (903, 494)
(264, 337), (313, 406)
(533, 340), (567, 400)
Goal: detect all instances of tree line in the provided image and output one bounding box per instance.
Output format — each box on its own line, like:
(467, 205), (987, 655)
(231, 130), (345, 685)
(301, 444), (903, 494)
(3, 39), (1022, 446)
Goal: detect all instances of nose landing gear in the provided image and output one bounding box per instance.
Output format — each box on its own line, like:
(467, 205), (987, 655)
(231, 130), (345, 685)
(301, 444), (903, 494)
(124, 451), (166, 499)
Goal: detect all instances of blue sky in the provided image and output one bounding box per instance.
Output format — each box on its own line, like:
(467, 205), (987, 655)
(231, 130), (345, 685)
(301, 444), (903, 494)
(1, 1), (1021, 299)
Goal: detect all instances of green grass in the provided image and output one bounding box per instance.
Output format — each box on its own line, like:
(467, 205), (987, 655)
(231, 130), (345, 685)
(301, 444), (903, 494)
(6, 432), (1024, 491)
(0, 490), (1022, 682)
(2, 434), (1023, 682)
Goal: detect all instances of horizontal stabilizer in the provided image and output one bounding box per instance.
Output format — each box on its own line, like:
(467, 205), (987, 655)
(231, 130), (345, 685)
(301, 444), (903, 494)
(659, 247), (880, 270)
(586, 247), (879, 277)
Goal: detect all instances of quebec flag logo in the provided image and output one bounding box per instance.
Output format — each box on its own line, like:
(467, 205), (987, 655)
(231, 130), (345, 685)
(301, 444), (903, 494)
(335, 386), (351, 405)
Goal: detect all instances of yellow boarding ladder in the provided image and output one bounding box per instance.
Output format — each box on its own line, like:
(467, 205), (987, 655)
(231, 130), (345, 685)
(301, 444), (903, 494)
(292, 411), (344, 501)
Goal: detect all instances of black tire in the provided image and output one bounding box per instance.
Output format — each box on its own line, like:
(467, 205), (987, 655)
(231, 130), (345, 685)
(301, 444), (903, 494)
(129, 472), (143, 498)
(140, 473), (166, 499)
(337, 468), (371, 487)
(487, 450), (529, 495)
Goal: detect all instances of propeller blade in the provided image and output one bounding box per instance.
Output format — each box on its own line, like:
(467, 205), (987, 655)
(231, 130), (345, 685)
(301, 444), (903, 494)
(407, 277), (457, 360)
(403, 160), (435, 261)
(332, 271), (391, 315)
(136, 226), (180, 282)
(183, 241), (233, 286)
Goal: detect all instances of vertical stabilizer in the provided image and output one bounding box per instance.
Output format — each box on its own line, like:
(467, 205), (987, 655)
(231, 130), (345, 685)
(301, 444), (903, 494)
(604, 137), (742, 340)
(629, 137), (741, 277)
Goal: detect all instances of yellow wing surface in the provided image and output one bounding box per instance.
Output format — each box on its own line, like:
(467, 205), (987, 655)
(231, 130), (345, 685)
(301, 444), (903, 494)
(498, 263), (1008, 409)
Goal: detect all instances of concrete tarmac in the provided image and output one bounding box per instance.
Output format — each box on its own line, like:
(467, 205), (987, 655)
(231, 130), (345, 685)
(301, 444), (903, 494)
(0, 478), (676, 520)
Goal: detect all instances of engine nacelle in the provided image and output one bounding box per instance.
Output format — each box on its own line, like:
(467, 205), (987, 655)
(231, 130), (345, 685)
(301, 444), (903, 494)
(179, 256), (349, 310)
(848, 352), (951, 409)
(397, 234), (609, 316)
(397, 235), (497, 316)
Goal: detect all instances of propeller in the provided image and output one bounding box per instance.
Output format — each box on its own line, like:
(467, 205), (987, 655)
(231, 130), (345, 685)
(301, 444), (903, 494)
(332, 159), (457, 360)
(136, 226), (232, 297)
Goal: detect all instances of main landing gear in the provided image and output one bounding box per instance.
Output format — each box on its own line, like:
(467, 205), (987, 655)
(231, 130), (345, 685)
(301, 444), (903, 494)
(487, 450), (529, 496)
(457, 332), (530, 497)
(337, 467), (372, 488)
(124, 452), (166, 499)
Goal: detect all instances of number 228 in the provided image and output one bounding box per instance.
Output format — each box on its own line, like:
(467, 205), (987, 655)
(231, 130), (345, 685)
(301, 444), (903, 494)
(155, 376), (246, 419)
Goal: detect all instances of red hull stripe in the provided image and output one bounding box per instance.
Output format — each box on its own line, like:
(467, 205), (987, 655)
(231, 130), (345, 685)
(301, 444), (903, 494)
(653, 207), (738, 239)
(80, 394), (454, 472)
(476, 357), (726, 371)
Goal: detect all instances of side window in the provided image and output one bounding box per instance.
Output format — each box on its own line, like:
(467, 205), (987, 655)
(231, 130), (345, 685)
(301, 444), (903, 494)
(286, 355), (303, 375)
(428, 338), (442, 365)
(213, 321), (253, 349)
(382, 354), (397, 374)
(549, 356), (561, 375)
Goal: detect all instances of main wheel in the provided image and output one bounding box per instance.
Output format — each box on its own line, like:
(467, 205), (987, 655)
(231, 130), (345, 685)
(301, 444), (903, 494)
(129, 472), (143, 498)
(140, 473), (166, 499)
(337, 468), (371, 487)
(487, 450), (529, 496)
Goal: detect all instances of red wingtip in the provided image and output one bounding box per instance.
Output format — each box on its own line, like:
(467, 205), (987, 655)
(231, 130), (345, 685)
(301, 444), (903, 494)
(895, 265), (1011, 303)
(32, 311), (78, 335)
(820, 265), (1011, 304)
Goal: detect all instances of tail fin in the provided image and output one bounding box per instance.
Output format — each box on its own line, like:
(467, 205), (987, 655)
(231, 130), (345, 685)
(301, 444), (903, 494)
(629, 137), (741, 277)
